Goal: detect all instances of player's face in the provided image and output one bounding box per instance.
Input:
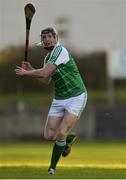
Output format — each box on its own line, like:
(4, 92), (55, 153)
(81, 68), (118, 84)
(41, 33), (57, 49)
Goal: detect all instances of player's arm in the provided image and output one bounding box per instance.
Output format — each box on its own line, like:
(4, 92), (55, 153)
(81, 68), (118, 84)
(15, 63), (56, 79)
(21, 61), (52, 84)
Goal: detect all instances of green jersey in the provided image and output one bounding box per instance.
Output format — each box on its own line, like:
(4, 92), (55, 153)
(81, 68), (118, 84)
(44, 42), (87, 99)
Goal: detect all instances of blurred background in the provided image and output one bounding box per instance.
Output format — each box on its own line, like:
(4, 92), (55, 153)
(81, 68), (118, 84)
(0, 0), (126, 141)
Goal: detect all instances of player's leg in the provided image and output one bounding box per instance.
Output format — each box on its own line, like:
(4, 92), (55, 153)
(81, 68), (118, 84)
(44, 99), (66, 174)
(46, 116), (66, 174)
(44, 98), (65, 140)
(44, 116), (65, 174)
(62, 92), (87, 157)
(48, 112), (78, 173)
(43, 116), (62, 140)
(59, 112), (78, 157)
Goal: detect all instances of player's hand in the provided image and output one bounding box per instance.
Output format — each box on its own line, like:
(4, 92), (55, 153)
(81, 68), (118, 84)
(15, 66), (28, 76)
(21, 61), (34, 70)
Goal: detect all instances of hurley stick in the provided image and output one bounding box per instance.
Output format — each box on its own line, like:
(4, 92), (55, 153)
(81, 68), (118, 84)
(24, 3), (35, 61)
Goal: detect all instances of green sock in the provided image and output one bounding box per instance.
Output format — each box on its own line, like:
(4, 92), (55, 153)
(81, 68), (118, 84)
(49, 139), (66, 170)
(66, 133), (75, 143)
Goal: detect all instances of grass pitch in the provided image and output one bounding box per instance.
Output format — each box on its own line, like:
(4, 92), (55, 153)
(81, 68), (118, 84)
(0, 141), (126, 179)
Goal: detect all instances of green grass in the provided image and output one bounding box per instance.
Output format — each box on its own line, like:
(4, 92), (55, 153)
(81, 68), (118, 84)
(0, 141), (126, 179)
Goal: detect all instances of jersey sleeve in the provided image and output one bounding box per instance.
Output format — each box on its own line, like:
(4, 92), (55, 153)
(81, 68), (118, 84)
(47, 46), (69, 66)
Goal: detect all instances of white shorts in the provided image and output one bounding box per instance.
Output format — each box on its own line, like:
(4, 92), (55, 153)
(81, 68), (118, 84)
(48, 92), (87, 118)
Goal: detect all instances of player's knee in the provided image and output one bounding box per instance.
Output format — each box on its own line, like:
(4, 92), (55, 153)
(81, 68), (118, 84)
(43, 132), (55, 141)
(58, 130), (67, 140)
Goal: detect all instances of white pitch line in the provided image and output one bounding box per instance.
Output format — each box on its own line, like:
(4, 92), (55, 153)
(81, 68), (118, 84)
(1, 163), (126, 169)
